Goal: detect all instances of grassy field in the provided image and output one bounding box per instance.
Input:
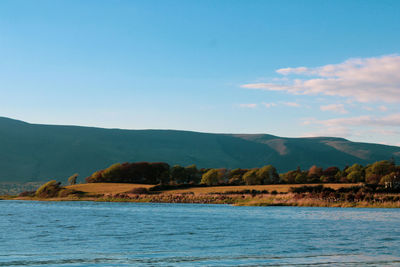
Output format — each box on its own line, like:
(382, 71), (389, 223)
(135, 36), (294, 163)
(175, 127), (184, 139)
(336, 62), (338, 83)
(67, 183), (154, 194)
(67, 183), (359, 195)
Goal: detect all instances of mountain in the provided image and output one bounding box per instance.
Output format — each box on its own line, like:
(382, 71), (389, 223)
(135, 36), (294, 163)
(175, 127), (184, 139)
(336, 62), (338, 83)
(0, 116), (399, 183)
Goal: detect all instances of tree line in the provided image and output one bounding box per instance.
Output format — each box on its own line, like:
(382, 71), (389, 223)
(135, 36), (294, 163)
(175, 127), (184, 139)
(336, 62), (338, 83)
(84, 160), (400, 187)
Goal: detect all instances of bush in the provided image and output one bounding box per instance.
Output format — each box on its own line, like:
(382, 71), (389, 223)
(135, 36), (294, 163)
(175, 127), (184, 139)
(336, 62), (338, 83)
(35, 180), (62, 198)
(337, 186), (362, 194)
(216, 189), (269, 195)
(290, 185), (324, 194)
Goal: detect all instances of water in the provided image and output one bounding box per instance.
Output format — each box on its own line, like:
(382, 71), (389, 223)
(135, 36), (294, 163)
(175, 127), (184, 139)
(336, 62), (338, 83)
(1, 201), (400, 266)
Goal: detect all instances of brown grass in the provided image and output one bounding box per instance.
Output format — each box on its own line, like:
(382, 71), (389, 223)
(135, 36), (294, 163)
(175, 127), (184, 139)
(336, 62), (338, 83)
(65, 182), (359, 196)
(13, 182), (400, 208)
(234, 193), (400, 208)
(165, 183), (359, 195)
(66, 183), (153, 194)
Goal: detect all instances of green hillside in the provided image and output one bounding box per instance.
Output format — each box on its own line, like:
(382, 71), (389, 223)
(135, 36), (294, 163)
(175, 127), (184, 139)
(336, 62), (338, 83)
(1, 116), (399, 182)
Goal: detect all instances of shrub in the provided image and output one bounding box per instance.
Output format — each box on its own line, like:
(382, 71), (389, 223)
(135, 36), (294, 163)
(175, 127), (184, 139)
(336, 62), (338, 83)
(290, 185), (324, 194)
(218, 189), (269, 195)
(35, 180), (62, 198)
(337, 186), (362, 194)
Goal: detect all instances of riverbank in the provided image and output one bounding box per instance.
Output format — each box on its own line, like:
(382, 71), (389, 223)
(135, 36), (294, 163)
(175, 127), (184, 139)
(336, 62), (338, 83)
(5, 193), (400, 208)
(3, 182), (400, 208)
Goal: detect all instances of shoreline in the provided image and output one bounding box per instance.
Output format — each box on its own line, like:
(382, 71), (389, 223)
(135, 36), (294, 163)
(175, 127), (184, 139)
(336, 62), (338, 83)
(3, 192), (400, 208)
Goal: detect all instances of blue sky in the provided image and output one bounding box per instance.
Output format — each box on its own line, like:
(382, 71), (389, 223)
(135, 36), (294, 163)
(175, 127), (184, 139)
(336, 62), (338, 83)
(1, 0), (400, 146)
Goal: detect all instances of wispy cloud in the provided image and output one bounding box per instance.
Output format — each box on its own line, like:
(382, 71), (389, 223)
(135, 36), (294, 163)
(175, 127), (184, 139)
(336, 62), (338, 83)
(283, 102), (301, 107)
(320, 104), (348, 114)
(262, 102), (277, 108)
(370, 129), (400, 136)
(379, 105), (388, 112)
(238, 103), (257, 108)
(302, 127), (351, 138)
(302, 113), (400, 140)
(312, 113), (400, 127)
(362, 106), (374, 111)
(242, 54), (400, 103)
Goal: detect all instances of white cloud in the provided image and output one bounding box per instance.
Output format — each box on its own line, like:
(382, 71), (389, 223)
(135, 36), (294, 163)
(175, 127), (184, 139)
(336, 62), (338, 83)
(315, 113), (400, 127)
(362, 106), (374, 111)
(242, 54), (400, 103)
(238, 103), (257, 108)
(370, 129), (400, 136)
(302, 113), (400, 141)
(283, 102), (301, 107)
(320, 104), (348, 114)
(302, 127), (351, 138)
(379, 105), (388, 112)
(262, 102), (277, 108)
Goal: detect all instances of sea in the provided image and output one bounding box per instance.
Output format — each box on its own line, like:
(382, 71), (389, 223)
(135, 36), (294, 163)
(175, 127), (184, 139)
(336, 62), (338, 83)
(1, 200), (400, 266)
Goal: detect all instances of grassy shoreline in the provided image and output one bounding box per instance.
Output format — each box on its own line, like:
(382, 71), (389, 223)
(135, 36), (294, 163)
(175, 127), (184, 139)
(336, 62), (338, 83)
(0, 185), (400, 208)
(3, 183), (400, 208)
(3, 195), (400, 208)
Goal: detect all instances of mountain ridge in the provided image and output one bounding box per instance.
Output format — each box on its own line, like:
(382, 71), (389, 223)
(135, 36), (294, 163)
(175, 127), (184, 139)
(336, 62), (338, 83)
(0, 116), (399, 182)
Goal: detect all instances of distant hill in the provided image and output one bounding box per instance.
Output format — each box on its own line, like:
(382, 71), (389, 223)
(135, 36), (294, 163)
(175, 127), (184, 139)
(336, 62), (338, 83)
(1, 116), (399, 183)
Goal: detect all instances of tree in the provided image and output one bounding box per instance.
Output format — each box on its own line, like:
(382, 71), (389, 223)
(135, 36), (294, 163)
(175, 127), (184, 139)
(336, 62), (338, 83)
(86, 170), (103, 183)
(256, 165), (280, 184)
(345, 163), (365, 183)
(200, 169), (220, 185)
(307, 165), (323, 182)
(149, 162), (170, 184)
(217, 168), (229, 184)
(68, 173), (78, 185)
(346, 163), (363, 174)
(101, 163), (123, 181)
(170, 165), (189, 184)
(280, 170), (298, 184)
(347, 170), (363, 183)
(186, 164), (200, 184)
(295, 172), (307, 183)
(228, 168), (247, 185)
(365, 160), (395, 184)
(242, 169), (259, 185)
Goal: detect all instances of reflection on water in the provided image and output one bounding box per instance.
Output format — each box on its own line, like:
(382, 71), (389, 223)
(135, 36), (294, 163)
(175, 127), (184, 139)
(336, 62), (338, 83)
(1, 201), (400, 266)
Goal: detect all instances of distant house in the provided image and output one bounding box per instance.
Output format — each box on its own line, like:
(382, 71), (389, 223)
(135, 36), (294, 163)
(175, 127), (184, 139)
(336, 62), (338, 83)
(384, 174), (400, 189)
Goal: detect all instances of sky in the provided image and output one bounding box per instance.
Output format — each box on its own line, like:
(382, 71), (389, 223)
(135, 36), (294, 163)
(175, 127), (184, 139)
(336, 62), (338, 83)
(1, 0), (400, 146)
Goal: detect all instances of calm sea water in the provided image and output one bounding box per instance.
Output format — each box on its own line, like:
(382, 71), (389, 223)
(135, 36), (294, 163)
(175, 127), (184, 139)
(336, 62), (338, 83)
(1, 201), (400, 266)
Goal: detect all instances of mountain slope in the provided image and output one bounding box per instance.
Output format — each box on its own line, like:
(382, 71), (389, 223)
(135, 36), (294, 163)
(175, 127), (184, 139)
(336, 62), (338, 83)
(1, 117), (399, 182)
